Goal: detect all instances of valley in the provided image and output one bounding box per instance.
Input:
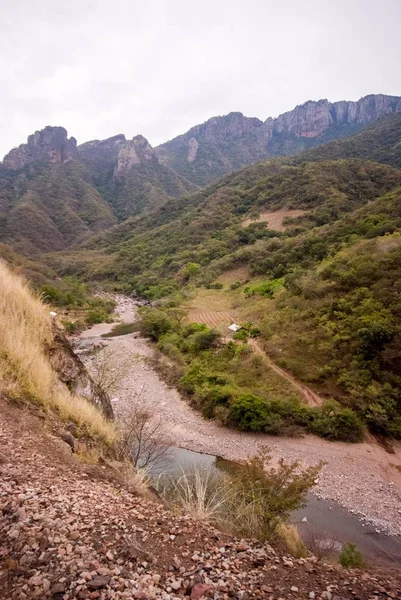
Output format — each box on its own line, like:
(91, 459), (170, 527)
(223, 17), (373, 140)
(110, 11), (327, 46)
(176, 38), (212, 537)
(75, 297), (401, 545)
(2, 92), (401, 591)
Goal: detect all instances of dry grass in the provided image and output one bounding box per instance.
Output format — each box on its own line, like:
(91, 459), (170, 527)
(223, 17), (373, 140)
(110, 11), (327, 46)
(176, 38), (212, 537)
(0, 261), (115, 442)
(276, 523), (308, 558)
(185, 288), (237, 313)
(217, 266), (251, 284)
(156, 468), (233, 522)
(242, 209), (306, 231)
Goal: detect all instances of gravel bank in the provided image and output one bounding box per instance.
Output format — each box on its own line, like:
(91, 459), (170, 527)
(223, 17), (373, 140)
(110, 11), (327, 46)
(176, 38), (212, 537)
(77, 298), (401, 537)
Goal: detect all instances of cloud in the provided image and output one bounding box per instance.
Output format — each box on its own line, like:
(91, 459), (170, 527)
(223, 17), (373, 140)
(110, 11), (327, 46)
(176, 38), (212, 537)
(1, 0), (400, 156)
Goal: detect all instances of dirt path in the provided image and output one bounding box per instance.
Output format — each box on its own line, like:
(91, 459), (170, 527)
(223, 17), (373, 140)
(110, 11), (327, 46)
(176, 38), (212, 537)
(248, 339), (323, 407)
(187, 308), (323, 406)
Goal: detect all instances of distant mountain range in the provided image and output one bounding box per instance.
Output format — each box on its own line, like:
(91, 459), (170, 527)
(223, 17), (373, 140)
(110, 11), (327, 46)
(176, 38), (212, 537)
(1, 93), (401, 253)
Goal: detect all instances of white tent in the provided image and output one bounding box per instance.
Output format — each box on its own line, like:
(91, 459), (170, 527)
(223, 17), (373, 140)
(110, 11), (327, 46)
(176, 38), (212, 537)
(228, 323), (241, 332)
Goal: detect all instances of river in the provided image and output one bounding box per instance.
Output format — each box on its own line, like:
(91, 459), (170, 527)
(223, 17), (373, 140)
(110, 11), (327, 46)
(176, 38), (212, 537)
(74, 296), (401, 566)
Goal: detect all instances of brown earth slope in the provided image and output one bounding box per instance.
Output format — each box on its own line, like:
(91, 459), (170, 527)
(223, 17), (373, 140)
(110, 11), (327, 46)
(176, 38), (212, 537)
(1, 397), (401, 600)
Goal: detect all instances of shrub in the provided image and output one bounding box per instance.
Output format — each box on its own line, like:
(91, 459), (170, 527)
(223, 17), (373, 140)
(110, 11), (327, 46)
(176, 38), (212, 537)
(230, 281), (241, 290)
(157, 450), (320, 541)
(310, 401), (365, 442)
(233, 329), (249, 342)
(138, 307), (174, 341)
(62, 319), (85, 334)
(227, 450), (321, 539)
(86, 309), (111, 325)
(186, 328), (220, 353)
(339, 543), (364, 568)
(206, 281), (224, 289)
(194, 384), (236, 418)
(228, 394), (270, 431)
(182, 262), (201, 280)
(179, 362), (209, 394)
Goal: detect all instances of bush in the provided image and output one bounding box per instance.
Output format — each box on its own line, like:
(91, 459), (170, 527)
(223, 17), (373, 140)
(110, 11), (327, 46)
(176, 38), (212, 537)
(186, 328), (220, 353)
(206, 281), (224, 289)
(310, 401), (365, 442)
(227, 450), (321, 539)
(229, 394), (270, 431)
(233, 329), (249, 342)
(230, 281), (241, 290)
(62, 319), (85, 334)
(86, 309), (112, 325)
(157, 450), (320, 541)
(339, 543), (364, 568)
(194, 384), (236, 418)
(138, 307), (174, 341)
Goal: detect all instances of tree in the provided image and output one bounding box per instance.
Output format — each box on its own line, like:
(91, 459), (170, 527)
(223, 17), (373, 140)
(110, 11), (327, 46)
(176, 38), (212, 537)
(117, 397), (172, 470)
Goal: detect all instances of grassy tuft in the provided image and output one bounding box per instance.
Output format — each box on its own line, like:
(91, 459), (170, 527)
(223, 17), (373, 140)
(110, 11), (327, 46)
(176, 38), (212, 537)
(0, 261), (115, 442)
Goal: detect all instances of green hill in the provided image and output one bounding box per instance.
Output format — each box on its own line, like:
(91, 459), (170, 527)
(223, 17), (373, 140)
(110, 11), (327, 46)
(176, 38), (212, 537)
(0, 161), (117, 254)
(54, 118), (401, 439)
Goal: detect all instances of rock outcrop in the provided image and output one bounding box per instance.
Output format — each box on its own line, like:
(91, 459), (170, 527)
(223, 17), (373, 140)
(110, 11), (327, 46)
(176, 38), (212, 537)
(157, 94), (401, 185)
(113, 135), (156, 178)
(47, 325), (113, 419)
(272, 94), (401, 138)
(3, 126), (78, 170)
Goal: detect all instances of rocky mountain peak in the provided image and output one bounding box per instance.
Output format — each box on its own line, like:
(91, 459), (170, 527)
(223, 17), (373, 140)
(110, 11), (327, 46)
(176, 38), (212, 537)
(189, 112), (264, 142)
(3, 126), (78, 170)
(272, 94), (401, 138)
(113, 135), (156, 178)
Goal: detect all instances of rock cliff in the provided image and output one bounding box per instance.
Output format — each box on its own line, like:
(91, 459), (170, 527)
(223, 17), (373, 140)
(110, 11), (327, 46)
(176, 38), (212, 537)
(3, 126), (78, 170)
(113, 135), (156, 178)
(47, 325), (114, 419)
(272, 94), (401, 138)
(157, 94), (401, 185)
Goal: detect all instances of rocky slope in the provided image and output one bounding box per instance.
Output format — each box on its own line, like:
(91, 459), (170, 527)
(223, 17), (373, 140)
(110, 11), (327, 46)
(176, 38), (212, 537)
(78, 134), (196, 220)
(157, 94), (401, 185)
(1, 397), (401, 600)
(3, 126), (78, 170)
(0, 127), (195, 252)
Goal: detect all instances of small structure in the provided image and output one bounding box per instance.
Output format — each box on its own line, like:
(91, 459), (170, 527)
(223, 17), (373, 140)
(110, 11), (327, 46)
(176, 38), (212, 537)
(228, 323), (241, 332)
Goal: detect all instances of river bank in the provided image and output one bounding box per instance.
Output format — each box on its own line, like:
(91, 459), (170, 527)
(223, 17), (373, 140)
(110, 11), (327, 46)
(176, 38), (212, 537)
(73, 296), (401, 559)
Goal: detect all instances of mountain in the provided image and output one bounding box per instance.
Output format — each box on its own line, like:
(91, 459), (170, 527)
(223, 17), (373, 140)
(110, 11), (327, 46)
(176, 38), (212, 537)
(292, 112), (401, 168)
(1, 94), (401, 255)
(0, 127), (196, 252)
(156, 94), (401, 185)
(78, 134), (197, 219)
(3, 126), (78, 169)
(66, 114), (401, 438)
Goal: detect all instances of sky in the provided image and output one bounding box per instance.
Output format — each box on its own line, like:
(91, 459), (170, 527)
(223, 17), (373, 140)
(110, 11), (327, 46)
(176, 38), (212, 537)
(1, 0), (401, 157)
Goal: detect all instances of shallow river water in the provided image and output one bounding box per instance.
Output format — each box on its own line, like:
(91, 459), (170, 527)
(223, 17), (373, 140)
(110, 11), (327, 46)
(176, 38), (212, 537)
(75, 303), (401, 567)
(150, 446), (401, 566)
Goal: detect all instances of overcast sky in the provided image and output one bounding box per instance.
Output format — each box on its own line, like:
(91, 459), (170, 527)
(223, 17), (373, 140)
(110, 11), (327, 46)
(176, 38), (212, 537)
(1, 0), (400, 157)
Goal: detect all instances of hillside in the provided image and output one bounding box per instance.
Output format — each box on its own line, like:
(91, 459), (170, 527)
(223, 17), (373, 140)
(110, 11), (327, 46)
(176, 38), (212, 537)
(294, 112), (401, 168)
(0, 128), (196, 253)
(55, 117), (401, 440)
(1, 265), (401, 597)
(157, 94), (401, 185)
(3, 397), (401, 600)
(78, 134), (197, 219)
(1, 95), (401, 255)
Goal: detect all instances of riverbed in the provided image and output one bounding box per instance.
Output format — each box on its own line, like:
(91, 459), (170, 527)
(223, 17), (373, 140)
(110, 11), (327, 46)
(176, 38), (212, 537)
(74, 296), (401, 565)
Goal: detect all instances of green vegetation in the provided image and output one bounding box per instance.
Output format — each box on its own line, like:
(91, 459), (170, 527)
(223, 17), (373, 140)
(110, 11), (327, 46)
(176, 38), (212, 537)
(339, 543), (364, 568)
(157, 450), (320, 541)
(41, 277), (115, 325)
(138, 306), (364, 441)
(4, 111), (401, 442)
(0, 161), (117, 253)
